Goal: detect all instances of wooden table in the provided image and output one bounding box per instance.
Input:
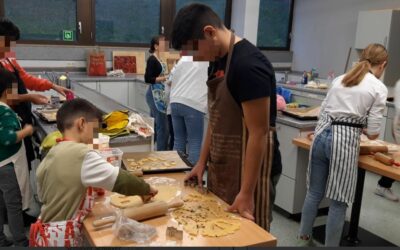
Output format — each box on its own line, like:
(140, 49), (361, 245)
(82, 173), (277, 247)
(293, 138), (400, 246)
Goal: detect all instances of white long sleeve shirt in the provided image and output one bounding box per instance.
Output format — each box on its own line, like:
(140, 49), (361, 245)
(321, 73), (388, 135)
(169, 56), (209, 114)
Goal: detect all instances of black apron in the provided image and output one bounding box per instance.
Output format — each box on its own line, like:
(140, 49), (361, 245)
(1, 59), (35, 168)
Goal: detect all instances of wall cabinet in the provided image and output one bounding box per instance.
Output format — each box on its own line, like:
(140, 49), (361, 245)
(354, 10), (400, 87)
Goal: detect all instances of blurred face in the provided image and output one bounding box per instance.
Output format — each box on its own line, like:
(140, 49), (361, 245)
(180, 26), (222, 62)
(0, 36), (17, 59)
(5, 83), (19, 106)
(74, 118), (100, 144)
(158, 37), (169, 53)
(374, 61), (388, 79)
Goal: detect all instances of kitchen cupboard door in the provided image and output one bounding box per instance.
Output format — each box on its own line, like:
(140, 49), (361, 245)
(355, 10), (393, 50)
(80, 81), (98, 91)
(127, 82), (136, 109)
(135, 82), (150, 114)
(276, 123), (300, 179)
(99, 82), (129, 106)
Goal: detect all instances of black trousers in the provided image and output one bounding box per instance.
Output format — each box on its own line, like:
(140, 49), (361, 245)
(167, 115), (174, 150)
(0, 164), (27, 246)
(378, 176), (395, 188)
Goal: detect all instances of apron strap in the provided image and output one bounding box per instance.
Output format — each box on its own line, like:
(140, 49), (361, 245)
(224, 32), (236, 77)
(29, 220), (49, 247)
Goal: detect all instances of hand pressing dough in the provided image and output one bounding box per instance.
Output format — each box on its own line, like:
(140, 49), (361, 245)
(110, 185), (180, 208)
(172, 193), (241, 237)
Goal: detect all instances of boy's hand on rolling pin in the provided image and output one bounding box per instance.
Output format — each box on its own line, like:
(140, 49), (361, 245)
(141, 185), (158, 203)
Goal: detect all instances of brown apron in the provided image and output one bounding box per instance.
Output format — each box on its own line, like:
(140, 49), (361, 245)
(206, 32), (274, 231)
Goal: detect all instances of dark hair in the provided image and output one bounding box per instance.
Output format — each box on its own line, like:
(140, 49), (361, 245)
(0, 18), (20, 41)
(56, 98), (103, 133)
(149, 35), (164, 54)
(171, 3), (224, 50)
(0, 68), (16, 97)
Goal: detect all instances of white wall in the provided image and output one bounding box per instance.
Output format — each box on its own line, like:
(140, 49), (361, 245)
(291, 0), (400, 77)
(231, 0), (260, 44)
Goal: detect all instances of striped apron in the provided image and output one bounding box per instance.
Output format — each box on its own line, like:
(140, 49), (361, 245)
(308, 113), (367, 204)
(207, 32), (274, 231)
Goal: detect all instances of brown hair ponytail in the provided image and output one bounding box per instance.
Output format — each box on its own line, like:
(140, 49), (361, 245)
(342, 44), (388, 87)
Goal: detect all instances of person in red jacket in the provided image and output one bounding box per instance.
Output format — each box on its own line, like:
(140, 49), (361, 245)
(0, 18), (70, 101)
(0, 18), (71, 169)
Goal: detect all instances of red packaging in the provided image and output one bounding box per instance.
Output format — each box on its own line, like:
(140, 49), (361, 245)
(87, 49), (107, 76)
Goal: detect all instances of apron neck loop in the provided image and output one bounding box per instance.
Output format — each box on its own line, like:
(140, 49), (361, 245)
(56, 138), (74, 143)
(224, 32), (236, 76)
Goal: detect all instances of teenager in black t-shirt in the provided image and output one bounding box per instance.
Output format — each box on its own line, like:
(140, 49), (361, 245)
(171, 3), (282, 228)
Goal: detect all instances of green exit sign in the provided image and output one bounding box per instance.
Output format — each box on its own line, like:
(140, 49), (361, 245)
(63, 30), (74, 41)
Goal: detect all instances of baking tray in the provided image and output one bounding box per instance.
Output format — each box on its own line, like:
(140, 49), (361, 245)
(122, 151), (192, 174)
(282, 107), (320, 121)
(33, 108), (59, 123)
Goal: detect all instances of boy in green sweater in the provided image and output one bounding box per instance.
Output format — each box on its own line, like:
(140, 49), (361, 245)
(30, 98), (157, 247)
(0, 68), (33, 247)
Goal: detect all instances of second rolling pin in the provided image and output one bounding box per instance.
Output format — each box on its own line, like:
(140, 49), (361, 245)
(93, 199), (184, 228)
(374, 153), (394, 166)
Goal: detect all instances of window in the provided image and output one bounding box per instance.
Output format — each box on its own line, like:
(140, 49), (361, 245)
(95, 0), (161, 44)
(4, 0), (77, 42)
(175, 0), (227, 22)
(0, 0), (232, 46)
(257, 0), (294, 50)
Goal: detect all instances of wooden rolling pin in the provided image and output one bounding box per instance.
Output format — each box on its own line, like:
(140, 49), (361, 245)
(374, 153), (394, 166)
(130, 169), (143, 177)
(93, 199), (184, 228)
(359, 145), (388, 155)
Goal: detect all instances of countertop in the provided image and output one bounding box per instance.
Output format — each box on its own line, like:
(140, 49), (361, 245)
(293, 137), (400, 181)
(276, 113), (318, 129)
(69, 73), (146, 83)
(277, 83), (329, 96)
(277, 83), (396, 109)
(83, 172), (277, 247)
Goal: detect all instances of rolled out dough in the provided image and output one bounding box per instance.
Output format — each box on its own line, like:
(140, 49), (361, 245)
(172, 193), (241, 237)
(110, 185), (180, 209)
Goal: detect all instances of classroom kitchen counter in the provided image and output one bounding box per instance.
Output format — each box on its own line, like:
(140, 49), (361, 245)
(82, 172), (277, 247)
(276, 113), (318, 129)
(33, 83), (153, 151)
(277, 82), (329, 95)
(69, 73), (141, 82)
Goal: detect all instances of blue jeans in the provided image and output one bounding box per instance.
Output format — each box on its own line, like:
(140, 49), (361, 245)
(171, 103), (205, 165)
(299, 127), (348, 247)
(146, 87), (169, 151)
